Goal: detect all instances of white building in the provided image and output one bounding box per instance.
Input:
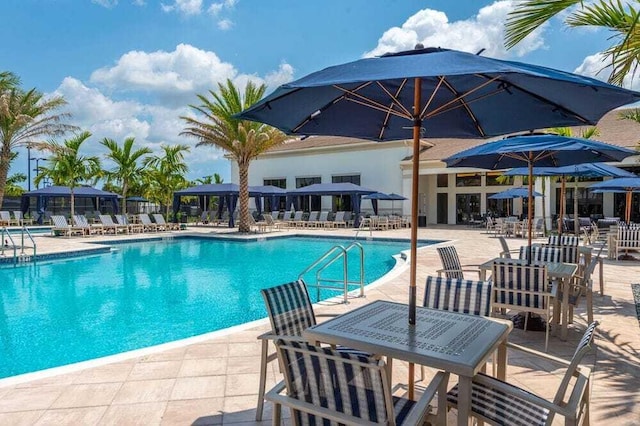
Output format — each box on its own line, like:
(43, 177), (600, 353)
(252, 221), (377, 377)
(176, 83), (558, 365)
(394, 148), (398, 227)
(231, 110), (640, 225)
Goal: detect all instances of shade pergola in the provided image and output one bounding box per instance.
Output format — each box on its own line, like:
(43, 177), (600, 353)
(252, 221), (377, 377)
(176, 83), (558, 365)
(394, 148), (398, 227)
(287, 183), (376, 226)
(21, 186), (120, 223)
(173, 184), (287, 227)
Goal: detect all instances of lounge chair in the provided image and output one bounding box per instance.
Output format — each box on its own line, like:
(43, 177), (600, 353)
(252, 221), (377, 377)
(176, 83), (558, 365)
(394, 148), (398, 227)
(262, 213), (282, 231)
(288, 210), (303, 227)
(0, 211), (17, 226)
(99, 215), (129, 234)
(304, 211), (319, 227)
(330, 211), (347, 228)
(447, 322), (598, 426)
(267, 339), (449, 426)
(315, 211), (330, 228)
(246, 213), (267, 233)
(73, 214), (104, 235)
(115, 214), (144, 233)
(13, 211), (33, 226)
(152, 213), (180, 231)
(138, 213), (159, 232)
(51, 215), (85, 237)
(197, 210), (209, 225)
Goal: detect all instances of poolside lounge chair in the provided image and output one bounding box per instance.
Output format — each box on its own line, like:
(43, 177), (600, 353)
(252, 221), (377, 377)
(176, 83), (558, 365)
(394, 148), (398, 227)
(115, 214), (144, 233)
(51, 215), (85, 237)
(99, 215), (129, 234)
(246, 213), (267, 233)
(304, 211), (319, 227)
(330, 211), (347, 228)
(288, 210), (303, 227)
(197, 210), (209, 225)
(447, 322), (598, 426)
(256, 280), (373, 421)
(152, 213), (180, 231)
(138, 213), (159, 232)
(267, 339), (449, 426)
(262, 213), (282, 231)
(0, 211), (18, 226)
(13, 211), (33, 226)
(315, 211), (330, 228)
(73, 214), (104, 235)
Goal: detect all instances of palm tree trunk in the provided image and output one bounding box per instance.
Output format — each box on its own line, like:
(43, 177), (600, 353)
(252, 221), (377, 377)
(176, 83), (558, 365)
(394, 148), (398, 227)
(0, 148), (10, 209)
(122, 184), (128, 215)
(70, 188), (75, 218)
(238, 160), (250, 233)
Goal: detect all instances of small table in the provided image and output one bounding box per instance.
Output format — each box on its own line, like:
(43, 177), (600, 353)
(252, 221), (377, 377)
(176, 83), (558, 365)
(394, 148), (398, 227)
(478, 258), (578, 340)
(303, 300), (512, 426)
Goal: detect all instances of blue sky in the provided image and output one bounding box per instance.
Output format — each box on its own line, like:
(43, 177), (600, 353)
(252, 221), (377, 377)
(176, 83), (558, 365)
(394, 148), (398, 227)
(0, 0), (625, 185)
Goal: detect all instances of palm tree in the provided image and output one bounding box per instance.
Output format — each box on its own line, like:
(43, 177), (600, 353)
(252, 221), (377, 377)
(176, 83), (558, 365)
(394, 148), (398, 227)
(142, 144), (190, 216)
(35, 131), (101, 217)
(181, 79), (287, 233)
(101, 137), (152, 215)
(4, 152), (26, 196)
(505, 0), (640, 86)
(0, 77), (76, 206)
(193, 173), (224, 185)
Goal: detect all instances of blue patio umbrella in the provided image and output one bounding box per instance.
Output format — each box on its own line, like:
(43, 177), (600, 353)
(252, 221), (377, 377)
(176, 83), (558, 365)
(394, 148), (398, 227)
(590, 177), (640, 224)
(445, 134), (636, 246)
(236, 45), (640, 333)
(489, 187), (542, 216)
(504, 163), (636, 233)
(363, 192), (407, 214)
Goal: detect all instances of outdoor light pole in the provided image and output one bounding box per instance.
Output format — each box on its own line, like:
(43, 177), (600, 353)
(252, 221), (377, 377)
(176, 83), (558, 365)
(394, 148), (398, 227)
(27, 145), (31, 191)
(31, 158), (45, 189)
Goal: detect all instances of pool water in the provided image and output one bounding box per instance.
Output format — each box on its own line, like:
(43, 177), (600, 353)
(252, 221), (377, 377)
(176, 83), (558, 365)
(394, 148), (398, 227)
(0, 236), (429, 379)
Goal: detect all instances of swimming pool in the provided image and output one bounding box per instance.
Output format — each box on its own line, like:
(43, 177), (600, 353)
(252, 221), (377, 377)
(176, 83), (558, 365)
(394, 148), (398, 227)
(0, 236), (434, 379)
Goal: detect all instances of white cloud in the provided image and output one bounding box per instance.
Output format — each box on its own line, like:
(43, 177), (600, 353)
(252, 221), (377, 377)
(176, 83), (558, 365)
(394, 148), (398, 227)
(217, 19), (233, 30)
(92, 0), (118, 8)
(208, 0), (237, 15)
(132, 0), (146, 6)
(161, 0), (203, 16)
(264, 63), (294, 88)
(364, 0), (546, 59)
(574, 52), (640, 90)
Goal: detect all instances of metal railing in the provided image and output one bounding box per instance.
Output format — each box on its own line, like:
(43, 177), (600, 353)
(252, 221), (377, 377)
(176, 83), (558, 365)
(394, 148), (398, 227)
(299, 242), (365, 303)
(0, 226), (37, 265)
(0, 227), (17, 264)
(20, 226), (37, 262)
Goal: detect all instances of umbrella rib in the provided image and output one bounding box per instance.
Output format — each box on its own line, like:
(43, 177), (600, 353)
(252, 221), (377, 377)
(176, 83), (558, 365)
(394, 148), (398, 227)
(378, 80), (411, 139)
(424, 75), (502, 118)
(435, 77), (487, 137)
(332, 84), (413, 120)
(376, 80), (413, 117)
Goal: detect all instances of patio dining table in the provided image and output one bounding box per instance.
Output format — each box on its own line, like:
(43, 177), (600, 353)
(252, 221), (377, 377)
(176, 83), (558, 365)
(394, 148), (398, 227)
(478, 258), (578, 341)
(303, 300), (512, 426)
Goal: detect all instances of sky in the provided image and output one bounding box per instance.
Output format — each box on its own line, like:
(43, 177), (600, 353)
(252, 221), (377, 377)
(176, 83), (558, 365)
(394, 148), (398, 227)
(0, 0), (634, 186)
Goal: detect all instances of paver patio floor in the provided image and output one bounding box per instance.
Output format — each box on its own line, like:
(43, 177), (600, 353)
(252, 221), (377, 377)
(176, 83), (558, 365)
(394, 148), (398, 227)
(0, 225), (638, 425)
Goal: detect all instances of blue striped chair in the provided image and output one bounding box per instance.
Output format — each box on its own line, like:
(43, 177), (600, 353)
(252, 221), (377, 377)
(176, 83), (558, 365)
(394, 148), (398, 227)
(436, 245), (481, 280)
(267, 339), (450, 425)
(540, 242), (579, 263)
(257, 280), (369, 421)
(447, 322), (598, 426)
(548, 235), (580, 246)
(518, 245), (562, 263)
(492, 260), (555, 351)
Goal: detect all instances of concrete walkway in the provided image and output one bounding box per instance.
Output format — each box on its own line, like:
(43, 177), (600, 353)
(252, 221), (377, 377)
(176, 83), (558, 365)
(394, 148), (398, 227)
(0, 225), (638, 425)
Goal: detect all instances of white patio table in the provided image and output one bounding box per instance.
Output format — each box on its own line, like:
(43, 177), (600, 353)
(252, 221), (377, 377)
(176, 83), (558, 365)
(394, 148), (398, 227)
(303, 300), (512, 426)
(478, 258), (578, 341)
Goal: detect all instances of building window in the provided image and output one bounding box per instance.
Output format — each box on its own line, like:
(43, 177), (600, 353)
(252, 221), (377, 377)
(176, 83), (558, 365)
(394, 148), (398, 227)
(486, 171), (513, 186)
(456, 173), (481, 187)
(332, 175), (360, 211)
(296, 176), (321, 211)
(437, 174), (448, 187)
(264, 178), (286, 211)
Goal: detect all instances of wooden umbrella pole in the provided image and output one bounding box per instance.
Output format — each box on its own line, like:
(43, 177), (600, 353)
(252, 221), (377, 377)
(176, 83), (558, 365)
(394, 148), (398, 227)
(527, 156), (533, 247)
(558, 176), (566, 235)
(626, 190), (632, 224)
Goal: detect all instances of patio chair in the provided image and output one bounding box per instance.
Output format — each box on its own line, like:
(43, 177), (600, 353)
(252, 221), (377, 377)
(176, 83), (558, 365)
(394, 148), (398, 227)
(246, 213), (267, 233)
(267, 339), (449, 426)
(197, 210), (209, 225)
(138, 213), (159, 232)
(288, 210), (303, 227)
(115, 214), (144, 233)
(51, 215), (85, 237)
(13, 211), (33, 226)
(315, 211), (330, 228)
(262, 213), (282, 231)
(304, 211), (320, 227)
(256, 279), (371, 421)
(498, 236), (519, 259)
(492, 259), (555, 351)
(447, 321), (598, 426)
(548, 235), (580, 246)
(331, 211), (347, 228)
(99, 214), (128, 234)
(563, 246), (603, 325)
(519, 245), (562, 263)
(541, 242), (580, 264)
(436, 245), (481, 280)
(152, 213), (179, 231)
(420, 275), (492, 380)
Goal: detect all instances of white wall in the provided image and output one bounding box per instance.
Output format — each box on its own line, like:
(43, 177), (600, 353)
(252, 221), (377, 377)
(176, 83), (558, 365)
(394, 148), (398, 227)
(231, 143), (412, 213)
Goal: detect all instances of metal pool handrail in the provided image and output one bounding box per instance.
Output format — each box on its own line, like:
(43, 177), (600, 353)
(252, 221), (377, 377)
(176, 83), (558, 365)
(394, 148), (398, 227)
(1, 227), (17, 264)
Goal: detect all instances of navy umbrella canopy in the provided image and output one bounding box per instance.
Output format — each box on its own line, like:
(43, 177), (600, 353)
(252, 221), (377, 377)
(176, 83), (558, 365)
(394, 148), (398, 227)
(445, 134), (636, 245)
(590, 177), (640, 224)
(237, 45), (640, 335)
(488, 187), (542, 199)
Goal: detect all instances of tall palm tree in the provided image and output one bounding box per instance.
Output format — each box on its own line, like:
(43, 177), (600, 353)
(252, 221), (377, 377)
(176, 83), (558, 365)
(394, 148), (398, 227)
(194, 173), (224, 185)
(101, 137), (152, 215)
(505, 0), (640, 86)
(35, 131), (101, 217)
(142, 144), (190, 216)
(0, 78), (75, 206)
(181, 79), (287, 233)
(4, 152), (26, 196)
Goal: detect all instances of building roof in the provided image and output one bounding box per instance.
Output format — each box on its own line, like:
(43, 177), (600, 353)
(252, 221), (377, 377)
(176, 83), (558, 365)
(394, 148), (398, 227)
(261, 108), (640, 162)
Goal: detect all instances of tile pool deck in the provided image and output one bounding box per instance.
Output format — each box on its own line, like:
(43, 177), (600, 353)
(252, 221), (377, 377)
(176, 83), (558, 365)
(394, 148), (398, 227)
(0, 225), (638, 425)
